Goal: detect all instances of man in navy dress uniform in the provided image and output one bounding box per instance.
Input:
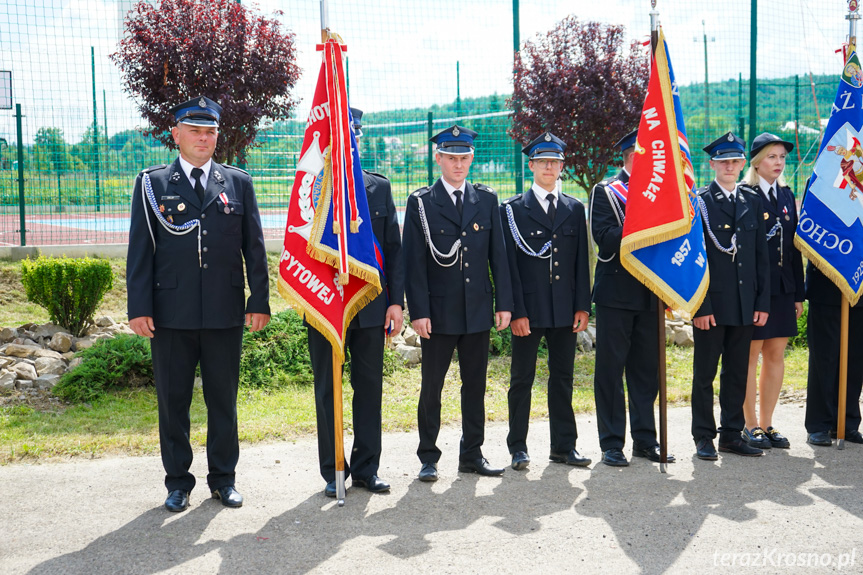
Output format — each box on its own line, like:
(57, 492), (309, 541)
(403, 125), (513, 481)
(501, 132), (591, 471)
(691, 132), (769, 460)
(307, 108), (405, 497)
(127, 96), (271, 512)
(589, 130), (675, 467)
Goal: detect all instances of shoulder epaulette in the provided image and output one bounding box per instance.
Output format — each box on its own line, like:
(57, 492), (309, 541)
(223, 164), (249, 175)
(474, 183), (496, 195)
(503, 193), (523, 205)
(141, 164), (167, 175)
(696, 186), (711, 196)
(363, 169), (389, 182)
(737, 183), (758, 196)
(413, 186), (431, 197)
(561, 192), (584, 205)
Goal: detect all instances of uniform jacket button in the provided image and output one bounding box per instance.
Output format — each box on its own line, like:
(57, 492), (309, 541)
(466, 278), (471, 283)
(203, 263), (209, 269)
(203, 247), (208, 253)
(202, 230), (208, 236)
(464, 262), (469, 267)
(554, 275), (560, 280)
(462, 231), (467, 237)
(201, 213), (206, 219)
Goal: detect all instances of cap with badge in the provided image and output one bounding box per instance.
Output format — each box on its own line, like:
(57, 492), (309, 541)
(169, 96), (222, 127)
(350, 107), (363, 137)
(703, 131), (746, 160)
(614, 129), (639, 152)
(750, 132), (794, 159)
(430, 125), (478, 155)
(522, 131), (566, 160)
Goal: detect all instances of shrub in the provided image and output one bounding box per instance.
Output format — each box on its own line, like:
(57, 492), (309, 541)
(54, 334), (154, 402)
(788, 301), (809, 349)
(239, 309), (312, 387)
(20, 256), (114, 337)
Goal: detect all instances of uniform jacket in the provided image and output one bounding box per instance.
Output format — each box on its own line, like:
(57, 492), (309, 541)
(126, 157), (270, 330)
(746, 182), (805, 300)
(589, 170), (657, 311)
(351, 170), (405, 329)
(403, 178), (514, 335)
(694, 181), (770, 325)
(501, 186), (591, 328)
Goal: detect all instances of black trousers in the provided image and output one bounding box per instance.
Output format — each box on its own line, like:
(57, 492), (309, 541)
(150, 326), (243, 493)
(307, 325), (384, 483)
(507, 326), (577, 453)
(805, 303), (863, 433)
(593, 305), (659, 451)
(417, 331), (490, 463)
(691, 324), (753, 443)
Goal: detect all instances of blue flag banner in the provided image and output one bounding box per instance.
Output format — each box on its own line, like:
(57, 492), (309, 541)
(795, 48), (863, 305)
(621, 31), (709, 314)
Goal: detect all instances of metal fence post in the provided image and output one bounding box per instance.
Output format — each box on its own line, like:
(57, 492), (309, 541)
(513, 0), (522, 194)
(748, 0), (758, 149)
(91, 46), (102, 212)
(794, 74), (800, 195)
(15, 103), (25, 247)
(427, 111), (433, 186)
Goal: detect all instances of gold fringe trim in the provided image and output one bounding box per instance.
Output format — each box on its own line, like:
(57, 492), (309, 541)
(795, 235), (863, 306)
(620, 28), (692, 256)
(621, 251), (710, 315)
(350, 220), (359, 233)
(338, 272), (349, 285)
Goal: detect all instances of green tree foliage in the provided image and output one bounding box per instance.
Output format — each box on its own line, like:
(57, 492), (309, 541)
(20, 257), (114, 337)
(33, 127), (72, 173)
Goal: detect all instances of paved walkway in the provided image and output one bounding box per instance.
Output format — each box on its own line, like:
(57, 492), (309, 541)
(2, 403), (862, 574)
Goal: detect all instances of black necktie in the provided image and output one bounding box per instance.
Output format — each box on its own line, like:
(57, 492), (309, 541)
(454, 189), (463, 217)
(770, 186), (777, 208)
(546, 193), (556, 223)
(191, 167), (205, 203)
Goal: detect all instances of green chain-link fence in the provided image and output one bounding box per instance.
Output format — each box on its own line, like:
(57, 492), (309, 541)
(0, 0), (849, 246)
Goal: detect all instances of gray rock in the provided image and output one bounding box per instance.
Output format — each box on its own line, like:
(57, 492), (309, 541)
(0, 357), (13, 370)
(61, 352), (76, 361)
(585, 325), (597, 345)
(34, 357), (66, 376)
(390, 334), (406, 346)
(12, 362), (38, 380)
(33, 323), (65, 340)
(95, 316), (116, 327)
(12, 337), (39, 348)
(48, 332), (74, 353)
(16, 379), (34, 389)
(74, 337), (96, 351)
(4, 343), (43, 358)
(403, 327), (419, 347)
(68, 357), (84, 370)
(0, 327), (18, 343)
(0, 370), (16, 391)
(672, 325), (694, 347)
(395, 344), (422, 366)
(577, 330), (593, 352)
(33, 348), (63, 360)
(34, 374), (61, 390)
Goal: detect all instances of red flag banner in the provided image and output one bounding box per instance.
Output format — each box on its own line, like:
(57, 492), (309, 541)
(278, 37), (382, 360)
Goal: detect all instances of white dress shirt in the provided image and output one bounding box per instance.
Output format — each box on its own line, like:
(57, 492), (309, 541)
(178, 156), (212, 190)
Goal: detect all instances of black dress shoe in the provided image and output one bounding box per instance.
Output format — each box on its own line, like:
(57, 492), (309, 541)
(695, 438), (718, 460)
(353, 475), (391, 493)
(632, 444), (676, 463)
(324, 481), (336, 497)
(458, 457), (505, 476)
(549, 449), (591, 467)
(164, 489), (189, 512)
(511, 451), (530, 471)
(418, 462), (438, 482)
(718, 439), (763, 457)
(847, 430), (863, 444)
(808, 431), (833, 446)
(764, 426), (790, 448)
(211, 485), (243, 508)
(601, 448), (629, 467)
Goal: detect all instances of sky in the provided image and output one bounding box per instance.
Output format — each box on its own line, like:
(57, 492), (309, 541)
(0, 0), (853, 143)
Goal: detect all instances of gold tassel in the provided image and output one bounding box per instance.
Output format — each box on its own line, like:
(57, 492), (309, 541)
(338, 272), (349, 285)
(350, 220), (359, 233)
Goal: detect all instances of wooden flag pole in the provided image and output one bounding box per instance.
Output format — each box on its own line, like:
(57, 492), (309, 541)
(838, 297), (849, 450)
(648, 0), (668, 474)
(320, 0), (346, 505)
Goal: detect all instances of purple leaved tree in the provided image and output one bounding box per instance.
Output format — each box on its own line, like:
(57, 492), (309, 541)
(111, 0), (301, 165)
(509, 17), (649, 190)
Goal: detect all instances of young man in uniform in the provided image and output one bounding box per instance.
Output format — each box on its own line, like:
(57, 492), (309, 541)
(403, 125), (513, 482)
(502, 132), (591, 471)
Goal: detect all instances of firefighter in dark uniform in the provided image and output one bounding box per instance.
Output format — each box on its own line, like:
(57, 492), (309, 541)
(502, 132), (591, 471)
(589, 129), (675, 467)
(804, 264), (863, 446)
(127, 96), (271, 512)
(691, 132), (770, 460)
(403, 125), (514, 482)
(307, 108), (405, 497)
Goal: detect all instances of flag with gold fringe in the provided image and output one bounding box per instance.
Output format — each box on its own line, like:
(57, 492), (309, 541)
(620, 28), (709, 314)
(278, 36), (382, 359)
(795, 40), (863, 305)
